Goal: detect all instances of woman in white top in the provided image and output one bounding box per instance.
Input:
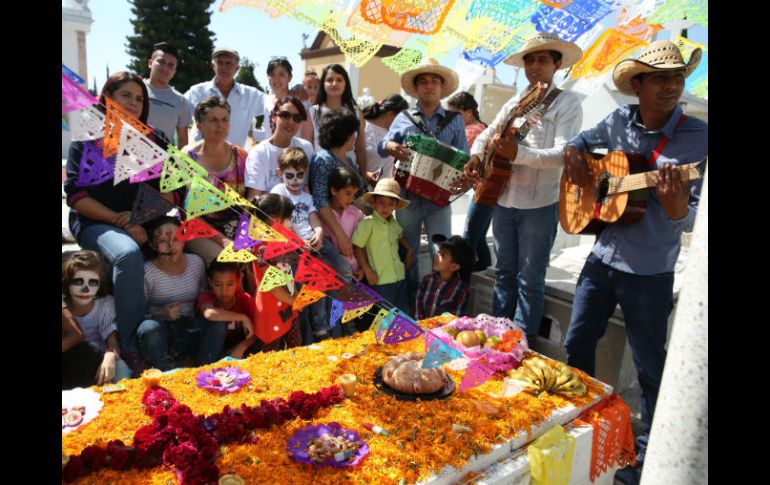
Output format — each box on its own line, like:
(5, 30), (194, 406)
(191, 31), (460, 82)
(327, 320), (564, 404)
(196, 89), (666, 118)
(362, 94), (409, 189)
(254, 57), (313, 144)
(309, 64), (371, 185)
(245, 96), (314, 200)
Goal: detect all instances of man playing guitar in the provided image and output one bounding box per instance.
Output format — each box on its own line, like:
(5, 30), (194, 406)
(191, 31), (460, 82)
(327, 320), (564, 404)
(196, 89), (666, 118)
(561, 40), (707, 485)
(463, 32), (583, 343)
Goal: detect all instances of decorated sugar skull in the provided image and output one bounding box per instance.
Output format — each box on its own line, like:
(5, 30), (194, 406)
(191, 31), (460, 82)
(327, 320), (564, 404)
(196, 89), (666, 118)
(320, 434), (345, 454)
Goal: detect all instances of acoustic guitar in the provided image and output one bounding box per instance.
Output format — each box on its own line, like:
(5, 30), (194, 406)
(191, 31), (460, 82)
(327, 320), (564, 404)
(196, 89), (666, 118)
(559, 150), (704, 235)
(473, 82), (548, 206)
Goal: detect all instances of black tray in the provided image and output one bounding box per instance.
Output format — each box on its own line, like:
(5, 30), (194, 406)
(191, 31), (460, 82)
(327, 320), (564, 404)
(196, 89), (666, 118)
(373, 366), (455, 401)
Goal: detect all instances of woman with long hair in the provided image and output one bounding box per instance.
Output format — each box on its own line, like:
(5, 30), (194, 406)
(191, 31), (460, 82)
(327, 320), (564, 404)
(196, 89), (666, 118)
(254, 57), (313, 144)
(64, 71), (169, 376)
(310, 64), (370, 184)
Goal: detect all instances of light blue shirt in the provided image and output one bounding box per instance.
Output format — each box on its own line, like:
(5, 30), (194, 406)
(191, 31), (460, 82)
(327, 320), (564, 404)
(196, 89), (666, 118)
(378, 104), (468, 202)
(568, 104), (708, 275)
(184, 78), (265, 148)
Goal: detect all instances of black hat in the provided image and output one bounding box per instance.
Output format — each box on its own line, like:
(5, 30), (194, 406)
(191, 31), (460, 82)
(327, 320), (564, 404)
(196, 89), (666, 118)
(431, 234), (473, 282)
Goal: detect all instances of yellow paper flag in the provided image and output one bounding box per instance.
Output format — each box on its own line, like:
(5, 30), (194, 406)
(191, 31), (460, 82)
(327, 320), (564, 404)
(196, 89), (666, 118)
(223, 183), (255, 208)
(528, 425), (576, 485)
(258, 265), (294, 292)
(217, 242), (257, 263)
(342, 304), (374, 323)
(161, 146), (209, 193)
(368, 308), (390, 330)
(570, 29), (646, 79)
(292, 286), (327, 311)
(185, 176), (238, 219)
(247, 215), (287, 243)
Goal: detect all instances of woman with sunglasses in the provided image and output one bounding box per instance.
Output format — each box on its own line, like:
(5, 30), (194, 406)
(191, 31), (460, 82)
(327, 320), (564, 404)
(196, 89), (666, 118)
(310, 64), (371, 184)
(64, 71), (170, 377)
(176, 96), (250, 267)
(245, 95), (314, 200)
(254, 57), (313, 144)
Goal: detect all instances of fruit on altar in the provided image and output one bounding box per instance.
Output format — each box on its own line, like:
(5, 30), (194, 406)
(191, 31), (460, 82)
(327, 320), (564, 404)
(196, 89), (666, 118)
(446, 327), (459, 338)
(506, 356), (587, 396)
(455, 330), (481, 347)
(474, 330), (487, 346)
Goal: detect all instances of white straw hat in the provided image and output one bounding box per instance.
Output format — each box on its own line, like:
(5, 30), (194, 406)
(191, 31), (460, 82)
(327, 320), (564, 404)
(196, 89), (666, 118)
(504, 32), (583, 68)
(612, 40), (702, 96)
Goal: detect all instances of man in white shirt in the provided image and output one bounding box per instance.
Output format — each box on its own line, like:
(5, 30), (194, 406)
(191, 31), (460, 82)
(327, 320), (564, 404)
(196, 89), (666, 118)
(184, 47), (265, 148)
(144, 42), (192, 148)
(464, 33), (583, 342)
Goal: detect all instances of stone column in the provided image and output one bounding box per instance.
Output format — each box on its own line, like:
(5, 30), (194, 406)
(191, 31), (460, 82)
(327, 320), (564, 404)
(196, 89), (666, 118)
(640, 168), (708, 484)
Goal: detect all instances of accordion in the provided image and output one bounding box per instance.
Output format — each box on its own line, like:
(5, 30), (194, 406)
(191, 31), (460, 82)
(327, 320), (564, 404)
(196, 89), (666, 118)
(394, 134), (470, 207)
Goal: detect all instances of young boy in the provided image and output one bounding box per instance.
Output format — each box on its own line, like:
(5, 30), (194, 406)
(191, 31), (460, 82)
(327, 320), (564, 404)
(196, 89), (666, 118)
(352, 178), (414, 312)
(415, 235), (473, 320)
(196, 260), (258, 359)
(269, 147), (328, 343)
(269, 146), (324, 250)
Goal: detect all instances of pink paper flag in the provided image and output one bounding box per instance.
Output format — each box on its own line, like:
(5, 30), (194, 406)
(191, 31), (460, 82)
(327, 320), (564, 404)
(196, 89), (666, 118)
(459, 358), (495, 391)
(62, 73), (97, 114)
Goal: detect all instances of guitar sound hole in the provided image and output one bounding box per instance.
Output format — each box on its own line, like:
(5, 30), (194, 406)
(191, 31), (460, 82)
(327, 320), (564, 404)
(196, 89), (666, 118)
(595, 173), (610, 203)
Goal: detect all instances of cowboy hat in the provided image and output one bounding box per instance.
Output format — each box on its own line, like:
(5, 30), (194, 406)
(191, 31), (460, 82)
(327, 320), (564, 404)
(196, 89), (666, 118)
(504, 32), (583, 68)
(401, 58), (459, 99)
(612, 40), (702, 96)
(362, 178), (409, 209)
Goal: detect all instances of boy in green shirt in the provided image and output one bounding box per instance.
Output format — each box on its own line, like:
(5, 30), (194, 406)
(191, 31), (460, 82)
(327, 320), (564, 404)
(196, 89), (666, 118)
(352, 178), (414, 313)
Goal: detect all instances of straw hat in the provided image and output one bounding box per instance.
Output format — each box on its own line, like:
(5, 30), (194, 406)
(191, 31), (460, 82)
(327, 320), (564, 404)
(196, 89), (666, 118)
(504, 32), (583, 68)
(401, 58), (459, 99)
(612, 40), (702, 96)
(362, 178), (410, 209)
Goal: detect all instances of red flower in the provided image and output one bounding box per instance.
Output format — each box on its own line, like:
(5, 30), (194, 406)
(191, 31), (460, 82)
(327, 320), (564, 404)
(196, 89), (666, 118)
(176, 460), (220, 485)
(163, 441), (199, 470)
(106, 440), (134, 469)
(80, 445), (108, 471)
(62, 455), (87, 482)
(141, 387), (177, 417)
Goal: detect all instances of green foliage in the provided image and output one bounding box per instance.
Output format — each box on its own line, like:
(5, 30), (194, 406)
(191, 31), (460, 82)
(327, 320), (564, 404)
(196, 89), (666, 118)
(125, 0), (216, 93)
(235, 57), (265, 93)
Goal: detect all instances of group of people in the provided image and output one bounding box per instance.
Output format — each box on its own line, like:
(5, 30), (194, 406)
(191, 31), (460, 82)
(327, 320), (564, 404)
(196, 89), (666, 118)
(62, 32), (706, 485)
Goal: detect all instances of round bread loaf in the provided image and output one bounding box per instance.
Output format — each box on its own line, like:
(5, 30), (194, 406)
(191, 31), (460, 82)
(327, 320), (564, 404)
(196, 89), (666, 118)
(382, 351), (447, 394)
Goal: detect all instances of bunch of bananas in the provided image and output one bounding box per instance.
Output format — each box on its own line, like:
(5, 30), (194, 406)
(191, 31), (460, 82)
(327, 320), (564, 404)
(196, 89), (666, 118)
(506, 357), (587, 396)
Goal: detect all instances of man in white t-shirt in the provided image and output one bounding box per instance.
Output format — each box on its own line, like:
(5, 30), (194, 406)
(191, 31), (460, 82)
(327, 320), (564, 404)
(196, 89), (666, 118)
(144, 42), (192, 148)
(184, 47), (265, 148)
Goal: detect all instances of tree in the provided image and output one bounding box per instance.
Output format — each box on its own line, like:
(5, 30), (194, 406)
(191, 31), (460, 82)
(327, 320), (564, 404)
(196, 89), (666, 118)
(125, 0), (216, 93)
(235, 57), (265, 93)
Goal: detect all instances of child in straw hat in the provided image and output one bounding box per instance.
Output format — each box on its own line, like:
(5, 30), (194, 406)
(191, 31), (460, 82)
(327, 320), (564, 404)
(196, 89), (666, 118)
(351, 178), (413, 313)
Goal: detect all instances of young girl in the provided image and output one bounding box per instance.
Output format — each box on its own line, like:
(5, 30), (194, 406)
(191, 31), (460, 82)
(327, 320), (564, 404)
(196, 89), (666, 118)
(62, 250), (132, 387)
(255, 58), (313, 144)
(250, 194), (302, 350)
(323, 167), (365, 280)
(136, 216), (226, 370)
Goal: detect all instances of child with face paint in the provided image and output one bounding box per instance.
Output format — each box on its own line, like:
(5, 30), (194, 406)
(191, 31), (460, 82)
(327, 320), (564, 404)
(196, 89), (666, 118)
(62, 250), (132, 388)
(136, 216), (227, 370)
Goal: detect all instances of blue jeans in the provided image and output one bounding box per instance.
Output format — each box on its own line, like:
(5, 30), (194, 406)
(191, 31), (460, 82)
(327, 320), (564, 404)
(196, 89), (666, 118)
(319, 238), (355, 337)
(372, 280), (409, 315)
(491, 203), (558, 337)
(463, 198), (495, 270)
(396, 191), (451, 314)
(78, 224), (145, 354)
(137, 316), (227, 369)
(564, 253), (673, 462)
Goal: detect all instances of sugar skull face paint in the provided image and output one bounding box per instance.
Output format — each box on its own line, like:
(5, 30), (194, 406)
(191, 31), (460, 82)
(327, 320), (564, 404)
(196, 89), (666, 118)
(69, 270), (100, 304)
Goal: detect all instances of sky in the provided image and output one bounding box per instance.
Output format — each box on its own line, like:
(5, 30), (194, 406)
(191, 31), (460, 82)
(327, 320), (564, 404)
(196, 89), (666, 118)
(74, 1), (707, 96)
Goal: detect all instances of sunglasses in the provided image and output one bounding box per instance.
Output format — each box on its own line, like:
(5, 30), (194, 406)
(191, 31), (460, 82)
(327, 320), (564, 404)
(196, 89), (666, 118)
(277, 110), (304, 123)
(283, 171), (305, 180)
(72, 277), (100, 287)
